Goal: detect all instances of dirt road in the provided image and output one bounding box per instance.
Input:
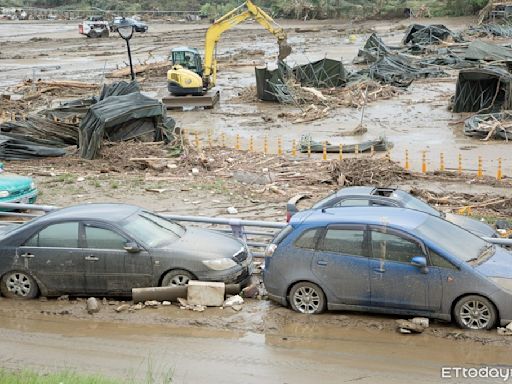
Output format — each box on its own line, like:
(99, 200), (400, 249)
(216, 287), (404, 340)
(0, 297), (510, 383)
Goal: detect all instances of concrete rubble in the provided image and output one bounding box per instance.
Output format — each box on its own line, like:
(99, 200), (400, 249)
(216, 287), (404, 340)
(187, 281), (225, 307)
(86, 297), (100, 314)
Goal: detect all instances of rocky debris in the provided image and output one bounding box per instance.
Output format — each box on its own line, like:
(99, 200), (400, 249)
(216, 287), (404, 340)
(497, 322), (512, 336)
(130, 303), (144, 311)
(178, 297), (206, 312)
(187, 281), (225, 307)
(57, 295), (69, 301)
(242, 277), (260, 299)
(39, 297), (48, 302)
(144, 300), (160, 307)
(162, 301), (171, 306)
(223, 295), (244, 308)
(410, 317), (429, 328)
(86, 297), (100, 314)
(102, 297), (108, 305)
(396, 319), (426, 334)
(115, 304), (130, 313)
(231, 304), (243, 312)
(226, 206), (238, 214)
(234, 171), (274, 185)
(191, 168), (200, 176)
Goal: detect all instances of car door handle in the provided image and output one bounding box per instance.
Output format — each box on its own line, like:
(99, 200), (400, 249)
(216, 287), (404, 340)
(373, 268), (386, 273)
(317, 260), (328, 266)
(84, 256), (99, 261)
(21, 253), (34, 258)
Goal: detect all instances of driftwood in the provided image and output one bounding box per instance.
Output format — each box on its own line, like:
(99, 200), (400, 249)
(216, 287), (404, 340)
(107, 62), (171, 78)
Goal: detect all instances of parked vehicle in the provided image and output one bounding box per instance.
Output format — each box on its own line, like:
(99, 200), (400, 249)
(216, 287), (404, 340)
(0, 163), (37, 206)
(110, 17), (148, 33)
(264, 207), (512, 330)
(78, 15), (110, 38)
(0, 203), (252, 299)
(286, 186), (498, 238)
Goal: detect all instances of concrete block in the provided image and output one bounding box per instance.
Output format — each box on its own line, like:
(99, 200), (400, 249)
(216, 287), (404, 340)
(187, 280), (225, 307)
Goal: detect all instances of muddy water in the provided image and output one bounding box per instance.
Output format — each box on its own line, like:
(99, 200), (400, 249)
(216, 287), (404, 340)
(0, 311), (508, 383)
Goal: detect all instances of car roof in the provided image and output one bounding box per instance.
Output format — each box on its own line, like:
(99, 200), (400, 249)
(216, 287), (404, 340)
(37, 203), (141, 224)
(334, 186), (375, 196)
(291, 206), (430, 231)
(172, 47), (199, 54)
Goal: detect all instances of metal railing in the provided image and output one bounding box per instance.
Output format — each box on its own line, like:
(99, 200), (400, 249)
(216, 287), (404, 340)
(0, 203), (511, 254)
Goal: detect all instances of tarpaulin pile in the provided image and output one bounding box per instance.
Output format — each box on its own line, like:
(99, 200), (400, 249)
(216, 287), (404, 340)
(402, 24), (463, 46)
(464, 112), (512, 140)
(353, 33), (400, 64)
(0, 81), (176, 160)
(464, 40), (512, 62)
(467, 24), (512, 38)
(452, 67), (512, 113)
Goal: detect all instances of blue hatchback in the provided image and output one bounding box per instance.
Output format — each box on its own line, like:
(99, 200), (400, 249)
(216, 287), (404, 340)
(263, 207), (512, 330)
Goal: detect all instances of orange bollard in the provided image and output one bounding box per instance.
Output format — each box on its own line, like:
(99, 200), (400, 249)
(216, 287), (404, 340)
(277, 137), (282, 156)
(249, 136), (254, 152)
(439, 152), (445, 172)
(421, 151), (427, 173)
(235, 134), (240, 150)
(322, 141), (327, 161)
(339, 144), (343, 161)
(477, 156), (483, 178)
(263, 135), (268, 155)
(292, 139), (297, 157)
(405, 149), (410, 170)
(207, 129), (212, 148)
(307, 140), (311, 159)
(497, 158), (502, 181)
(458, 153), (462, 176)
(221, 133), (226, 147)
(355, 144), (359, 156)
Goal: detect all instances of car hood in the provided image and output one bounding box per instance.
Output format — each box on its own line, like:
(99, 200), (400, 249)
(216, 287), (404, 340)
(168, 227), (244, 260)
(444, 213), (498, 238)
(0, 175), (32, 191)
(475, 246), (512, 278)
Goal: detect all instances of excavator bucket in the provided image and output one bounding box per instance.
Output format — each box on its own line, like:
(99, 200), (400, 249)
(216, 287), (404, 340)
(278, 40), (292, 61)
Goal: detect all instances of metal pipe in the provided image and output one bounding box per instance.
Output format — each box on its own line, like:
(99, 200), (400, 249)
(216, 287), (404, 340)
(164, 215), (286, 229)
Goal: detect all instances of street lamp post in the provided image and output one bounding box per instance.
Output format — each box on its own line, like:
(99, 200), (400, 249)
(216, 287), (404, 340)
(117, 18), (135, 81)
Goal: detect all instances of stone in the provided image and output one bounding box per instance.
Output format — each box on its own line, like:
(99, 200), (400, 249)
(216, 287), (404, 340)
(115, 304), (130, 313)
(102, 297), (108, 305)
(396, 319), (424, 333)
(233, 171), (273, 185)
(226, 206), (238, 214)
(77, 177), (85, 182)
(231, 304), (243, 312)
(497, 327), (512, 336)
(86, 297), (100, 314)
(167, 163), (178, 169)
(242, 281), (259, 299)
(144, 300), (160, 307)
(223, 295), (244, 307)
(191, 168), (200, 175)
(410, 317), (429, 328)
(507, 321), (512, 331)
(130, 303), (144, 310)
(162, 301), (171, 306)
(57, 295), (69, 301)
(187, 281), (225, 307)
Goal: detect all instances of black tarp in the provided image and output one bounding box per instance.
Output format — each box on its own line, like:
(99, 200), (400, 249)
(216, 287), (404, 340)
(79, 92), (175, 159)
(452, 68), (512, 113)
(354, 33), (400, 64)
(255, 65), (284, 102)
(0, 135), (66, 160)
(293, 58), (347, 88)
(464, 40), (512, 61)
(402, 24), (462, 46)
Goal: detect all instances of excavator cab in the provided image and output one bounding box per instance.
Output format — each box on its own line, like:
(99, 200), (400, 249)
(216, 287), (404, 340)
(170, 47), (203, 77)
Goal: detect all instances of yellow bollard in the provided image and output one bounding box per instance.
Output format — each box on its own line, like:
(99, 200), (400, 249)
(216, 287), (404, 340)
(497, 158), (502, 181)
(339, 144), (343, 161)
(307, 140), (311, 159)
(458, 153), (462, 176)
(263, 135), (268, 155)
(439, 152), (445, 172)
(405, 149), (410, 170)
(183, 128), (189, 144)
(277, 137), (282, 156)
(194, 132), (200, 150)
(421, 151), (427, 173)
(221, 133), (226, 148)
(322, 141), (327, 161)
(370, 145), (375, 157)
(249, 136), (254, 152)
(385, 151), (391, 161)
(236, 134), (240, 150)
(355, 144), (359, 156)
(477, 156), (483, 178)
(292, 139), (297, 157)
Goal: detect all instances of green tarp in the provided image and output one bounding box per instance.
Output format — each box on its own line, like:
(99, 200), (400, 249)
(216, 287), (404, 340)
(465, 40), (512, 61)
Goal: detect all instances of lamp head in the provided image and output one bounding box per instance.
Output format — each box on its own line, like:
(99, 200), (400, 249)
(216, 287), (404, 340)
(117, 18), (134, 40)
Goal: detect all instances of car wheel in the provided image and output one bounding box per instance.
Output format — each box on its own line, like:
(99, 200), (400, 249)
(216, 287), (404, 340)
(289, 281), (326, 314)
(161, 269), (195, 287)
(454, 295), (497, 330)
(0, 271), (38, 299)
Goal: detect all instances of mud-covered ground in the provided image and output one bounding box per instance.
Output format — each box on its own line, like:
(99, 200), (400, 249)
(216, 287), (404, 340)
(1, 16), (512, 384)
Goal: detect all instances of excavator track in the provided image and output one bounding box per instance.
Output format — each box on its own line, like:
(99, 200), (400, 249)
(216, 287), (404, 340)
(162, 90), (220, 110)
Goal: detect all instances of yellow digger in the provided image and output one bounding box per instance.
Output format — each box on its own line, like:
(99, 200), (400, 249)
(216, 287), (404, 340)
(164, 0), (291, 108)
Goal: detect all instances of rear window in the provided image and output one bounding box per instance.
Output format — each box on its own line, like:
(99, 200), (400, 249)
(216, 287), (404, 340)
(272, 225), (293, 245)
(294, 228), (319, 249)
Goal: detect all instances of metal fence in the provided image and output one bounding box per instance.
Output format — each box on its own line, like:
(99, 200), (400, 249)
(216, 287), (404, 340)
(0, 202), (511, 252)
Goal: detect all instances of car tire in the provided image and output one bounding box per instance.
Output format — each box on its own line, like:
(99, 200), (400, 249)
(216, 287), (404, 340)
(289, 281), (326, 314)
(453, 295), (497, 330)
(161, 269), (196, 287)
(0, 271), (38, 299)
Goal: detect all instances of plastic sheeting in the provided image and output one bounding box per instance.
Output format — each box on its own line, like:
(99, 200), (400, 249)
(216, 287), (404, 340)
(402, 24), (462, 46)
(464, 40), (512, 61)
(79, 92), (175, 159)
(452, 68), (512, 113)
(0, 135), (66, 160)
(293, 58), (347, 88)
(464, 112), (512, 140)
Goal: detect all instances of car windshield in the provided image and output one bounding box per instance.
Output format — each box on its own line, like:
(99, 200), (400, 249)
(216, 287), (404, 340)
(121, 212), (185, 247)
(415, 216), (490, 263)
(391, 191), (440, 217)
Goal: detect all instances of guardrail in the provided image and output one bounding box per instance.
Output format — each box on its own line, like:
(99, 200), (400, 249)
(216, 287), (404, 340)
(0, 203), (511, 254)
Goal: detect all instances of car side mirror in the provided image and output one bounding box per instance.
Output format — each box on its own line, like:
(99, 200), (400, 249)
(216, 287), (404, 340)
(124, 242), (140, 253)
(411, 256), (428, 273)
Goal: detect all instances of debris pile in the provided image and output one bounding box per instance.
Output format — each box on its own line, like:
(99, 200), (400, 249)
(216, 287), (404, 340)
(299, 135), (392, 153)
(464, 112), (512, 140)
(329, 158), (411, 186)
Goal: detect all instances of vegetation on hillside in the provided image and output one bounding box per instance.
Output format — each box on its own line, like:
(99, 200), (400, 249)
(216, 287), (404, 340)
(0, 0), (490, 18)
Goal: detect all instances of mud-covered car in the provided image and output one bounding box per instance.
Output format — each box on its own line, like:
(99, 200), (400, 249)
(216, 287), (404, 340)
(0, 203), (252, 299)
(264, 207), (512, 330)
(110, 17), (148, 33)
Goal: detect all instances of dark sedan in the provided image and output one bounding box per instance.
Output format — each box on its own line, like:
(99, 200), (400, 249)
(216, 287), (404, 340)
(287, 186), (498, 238)
(110, 17), (148, 33)
(0, 203), (252, 299)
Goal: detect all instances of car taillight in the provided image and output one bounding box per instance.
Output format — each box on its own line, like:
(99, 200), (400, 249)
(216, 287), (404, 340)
(286, 211), (291, 223)
(265, 244), (277, 257)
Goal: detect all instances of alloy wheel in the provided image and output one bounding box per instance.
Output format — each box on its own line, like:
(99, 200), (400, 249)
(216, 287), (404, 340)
(170, 274), (190, 286)
(293, 286), (321, 314)
(459, 299), (491, 330)
(5, 272), (32, 297)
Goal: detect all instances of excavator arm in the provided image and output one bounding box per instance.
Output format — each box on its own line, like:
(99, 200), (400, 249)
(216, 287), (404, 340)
(202, 0), (291, 88)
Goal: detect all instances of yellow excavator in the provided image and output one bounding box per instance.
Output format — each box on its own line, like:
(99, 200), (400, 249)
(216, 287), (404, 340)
(164, 0), (291, 108)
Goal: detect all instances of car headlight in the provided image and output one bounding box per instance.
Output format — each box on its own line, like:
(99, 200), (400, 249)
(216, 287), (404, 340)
(30, 181), (36, 190)
(202, 258), (237, 271)
(0, 190), (10, 198)
(490, 277), (512, 294)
